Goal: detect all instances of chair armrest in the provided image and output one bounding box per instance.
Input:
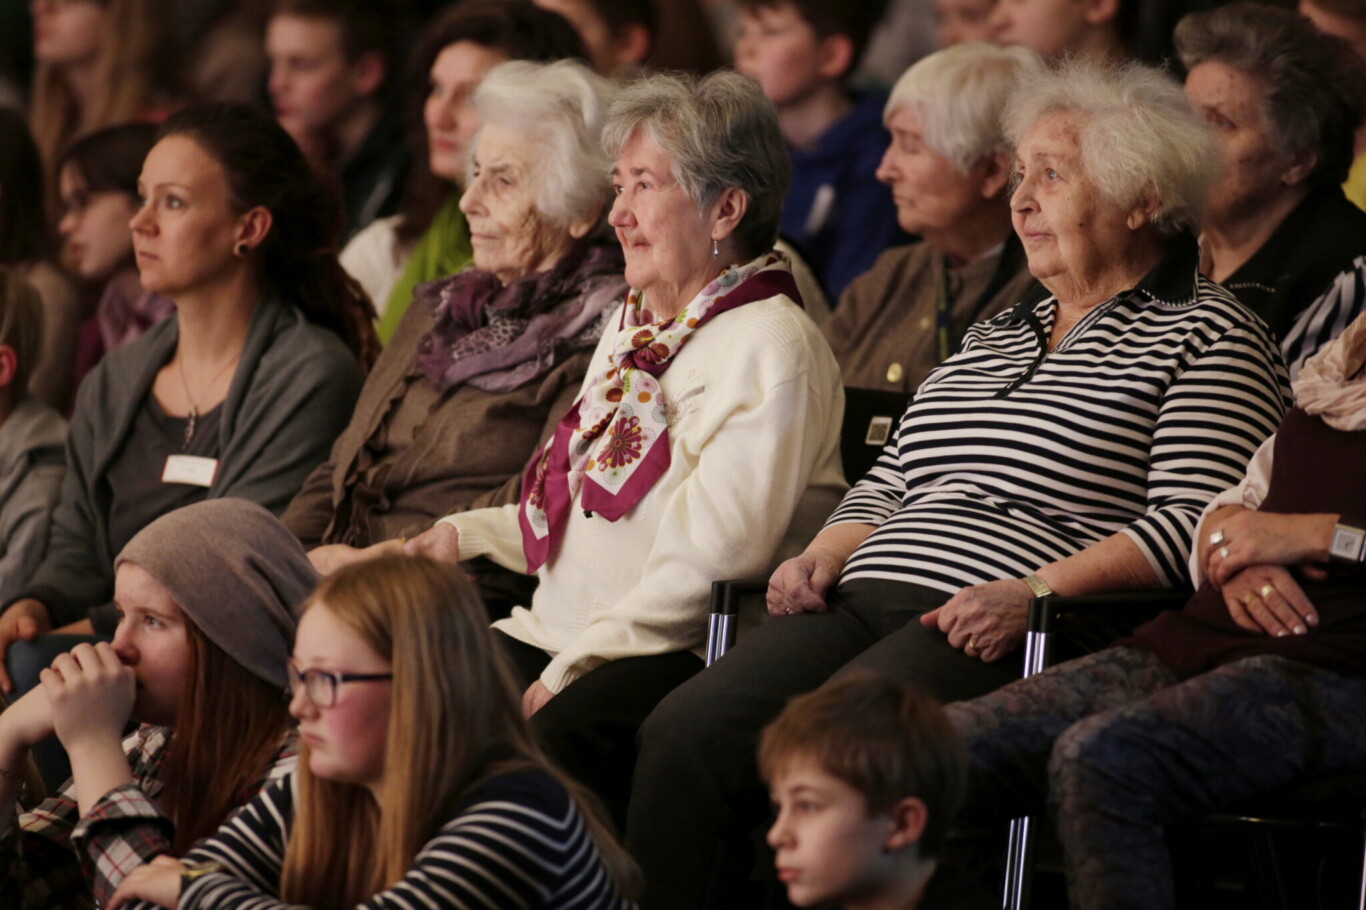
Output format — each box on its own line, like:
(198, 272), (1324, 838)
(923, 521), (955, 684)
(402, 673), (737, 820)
(1028, 588), (1191, 632)
(706, 578), (767, 666)
(710, 578), (768, 618)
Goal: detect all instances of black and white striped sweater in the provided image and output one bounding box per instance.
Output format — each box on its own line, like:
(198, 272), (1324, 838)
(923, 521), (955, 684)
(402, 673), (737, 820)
(829, 239), (1290, 593)
(178, 769), (634, 910)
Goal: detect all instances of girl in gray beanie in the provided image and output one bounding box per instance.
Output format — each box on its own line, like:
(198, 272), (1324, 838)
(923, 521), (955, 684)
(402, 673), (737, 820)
(0, 498), (319, 909)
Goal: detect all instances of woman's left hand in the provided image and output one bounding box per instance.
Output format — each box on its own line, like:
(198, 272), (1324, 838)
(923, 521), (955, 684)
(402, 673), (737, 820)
(41, 643), (135, 754)
(108, 855), (185, 909)
(522, 680), (554, 718)
(1203, 511), (1336, 587)
(919, 579), (1031, 663)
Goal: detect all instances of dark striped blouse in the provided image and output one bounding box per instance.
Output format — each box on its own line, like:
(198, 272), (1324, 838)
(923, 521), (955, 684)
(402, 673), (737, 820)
(828, 240), (1290, 594)
(178, 769), (634, 910)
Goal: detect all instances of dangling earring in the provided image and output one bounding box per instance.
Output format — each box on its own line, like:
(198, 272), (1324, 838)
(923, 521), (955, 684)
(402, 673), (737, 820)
(712, 238), (719, 259)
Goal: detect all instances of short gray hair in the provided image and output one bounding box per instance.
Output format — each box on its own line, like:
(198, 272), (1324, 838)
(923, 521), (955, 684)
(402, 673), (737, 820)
(471, 59), (617, 228)
(1176, 1), (1366, 187)
(602, 69), (789, 259)
(886, 42), (1045, 174)
(1003, 57), (1218, 236)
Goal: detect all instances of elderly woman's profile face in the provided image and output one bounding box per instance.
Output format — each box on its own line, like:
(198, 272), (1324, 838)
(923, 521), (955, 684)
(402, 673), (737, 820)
(1184, 61), (1298, 229)
(877, 105), (997, 239)
(608, 131), (715, 298)
(1010, 110), (1136, 288)
(458, 123), (579, 285)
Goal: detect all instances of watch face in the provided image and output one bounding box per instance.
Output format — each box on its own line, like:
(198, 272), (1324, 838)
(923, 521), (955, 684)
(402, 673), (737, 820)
(1331, 525), (1365, 561)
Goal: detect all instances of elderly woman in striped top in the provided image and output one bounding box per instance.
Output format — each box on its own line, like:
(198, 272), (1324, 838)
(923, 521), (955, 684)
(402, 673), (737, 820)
(628, 57), (1291, 908)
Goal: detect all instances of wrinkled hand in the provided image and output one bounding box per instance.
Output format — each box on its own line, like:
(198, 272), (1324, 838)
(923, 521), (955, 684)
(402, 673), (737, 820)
(0, 685), (56, 752)
(767, 551), (843, 616)
(109, 855), (185, 909)
(919, 578), (1032, 663)
(404, 522), (461, 566)
(308, 541), (402, 576)
(0, 598), (51, 692)
(1203, 511), (1334, 587)
(42, 643), (135, 753)
(522, 680), (554, 718)
(1222, 564), (1318, 637)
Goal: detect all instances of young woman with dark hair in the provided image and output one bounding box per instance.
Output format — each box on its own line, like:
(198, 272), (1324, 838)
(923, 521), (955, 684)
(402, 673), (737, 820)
(109, 555), (639, 909)
(0, 103), (369, 694)
(0, 499), (318, 909)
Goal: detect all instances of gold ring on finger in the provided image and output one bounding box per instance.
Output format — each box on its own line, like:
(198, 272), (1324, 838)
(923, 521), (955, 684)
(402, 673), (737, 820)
(1240, 592), (1257, 606)
(1259, 584), (1276, 599)
(966, 639), (978, 652)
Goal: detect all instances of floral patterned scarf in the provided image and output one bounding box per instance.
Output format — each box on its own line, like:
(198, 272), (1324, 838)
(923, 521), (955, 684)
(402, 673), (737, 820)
(518, 252), (801, 571)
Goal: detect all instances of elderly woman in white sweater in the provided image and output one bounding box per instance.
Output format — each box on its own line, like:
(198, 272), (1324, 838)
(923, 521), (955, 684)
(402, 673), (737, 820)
(401, 69), (845, 822)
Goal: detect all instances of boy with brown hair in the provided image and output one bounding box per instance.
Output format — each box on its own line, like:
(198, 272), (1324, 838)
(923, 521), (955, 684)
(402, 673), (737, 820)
(734, 0), (905, 302)
(759, 673), (968, 909)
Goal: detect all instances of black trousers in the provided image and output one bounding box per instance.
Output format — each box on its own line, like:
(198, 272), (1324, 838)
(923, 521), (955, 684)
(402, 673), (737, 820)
(495, 630), (703, 831)
(625, 578), (1063, 910)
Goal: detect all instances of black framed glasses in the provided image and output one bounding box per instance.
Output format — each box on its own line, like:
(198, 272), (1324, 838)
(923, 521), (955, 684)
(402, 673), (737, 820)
(286, 659), (392, 708)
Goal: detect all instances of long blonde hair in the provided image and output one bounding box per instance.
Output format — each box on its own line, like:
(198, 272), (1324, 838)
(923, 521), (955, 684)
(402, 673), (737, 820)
(280, 556), (641, 905)
(29, 0), (176, 201)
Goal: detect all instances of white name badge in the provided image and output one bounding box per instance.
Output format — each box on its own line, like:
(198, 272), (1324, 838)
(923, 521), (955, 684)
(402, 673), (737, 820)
(162, 454), (219, 488)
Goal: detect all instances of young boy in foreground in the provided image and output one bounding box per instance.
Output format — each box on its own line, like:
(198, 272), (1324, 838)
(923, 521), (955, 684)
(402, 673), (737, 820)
(759, 673), (967, 909)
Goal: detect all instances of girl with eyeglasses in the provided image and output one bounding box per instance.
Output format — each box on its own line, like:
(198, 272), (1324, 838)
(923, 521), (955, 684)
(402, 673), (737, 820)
(0, 498), (318, 909)
(109, 554), (640, 910)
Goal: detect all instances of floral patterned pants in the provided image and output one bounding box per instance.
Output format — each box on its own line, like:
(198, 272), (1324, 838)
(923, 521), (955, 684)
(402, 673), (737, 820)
(947, 646), (1366, 910)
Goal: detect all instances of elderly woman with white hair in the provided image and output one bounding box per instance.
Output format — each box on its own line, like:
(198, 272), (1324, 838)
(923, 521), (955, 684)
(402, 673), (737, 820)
(627, 57), (1290, 909)
(285, 59), (628, 613)
(400, 69), (844, 823)
(821, 41), (1043, 394)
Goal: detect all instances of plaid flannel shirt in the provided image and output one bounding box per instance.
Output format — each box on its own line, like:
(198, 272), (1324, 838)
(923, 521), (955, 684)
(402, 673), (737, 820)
(1, 725), (296, 910)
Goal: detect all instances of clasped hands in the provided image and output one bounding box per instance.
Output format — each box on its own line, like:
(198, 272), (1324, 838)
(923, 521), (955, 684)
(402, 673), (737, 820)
(767, 553), (1030, 662)
(1202, 510), (1333, 638)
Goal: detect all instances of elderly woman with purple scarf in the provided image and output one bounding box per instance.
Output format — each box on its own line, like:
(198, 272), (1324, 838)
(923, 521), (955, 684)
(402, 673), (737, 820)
(283, 60), (629, 610)
(401, 69), (845, 822)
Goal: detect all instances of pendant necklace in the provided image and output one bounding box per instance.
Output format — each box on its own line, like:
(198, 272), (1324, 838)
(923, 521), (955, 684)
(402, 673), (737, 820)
(178, 353), (240, 450)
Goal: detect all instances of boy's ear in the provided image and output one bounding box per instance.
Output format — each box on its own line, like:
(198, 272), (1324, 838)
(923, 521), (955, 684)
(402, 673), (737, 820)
(883, 796), (929, 852)
(817, 33), (856, 82)
(611, 23), (652, 67)
(350, 50), (387, 100)
(1080, 0), (1121, 28)
(0, 345), (17, 389)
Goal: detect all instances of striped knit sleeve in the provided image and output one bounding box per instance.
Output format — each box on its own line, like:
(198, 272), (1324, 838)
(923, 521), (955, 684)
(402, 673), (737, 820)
(1281, 256), (1366, 381)
(180, 772), (631, 910)
(1118, 313), (1288, 586)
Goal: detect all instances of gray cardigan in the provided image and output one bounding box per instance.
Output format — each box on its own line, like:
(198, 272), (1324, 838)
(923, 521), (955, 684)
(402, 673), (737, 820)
(21, 296), (363, 630)
(0, 395), (65, 606)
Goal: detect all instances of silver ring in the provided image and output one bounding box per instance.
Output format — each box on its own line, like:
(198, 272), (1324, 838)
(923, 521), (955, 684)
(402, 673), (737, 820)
(1219, 546), (1230, 559)
(1259, 584), (1276, 599)
(1209, 529), (1226, 547)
